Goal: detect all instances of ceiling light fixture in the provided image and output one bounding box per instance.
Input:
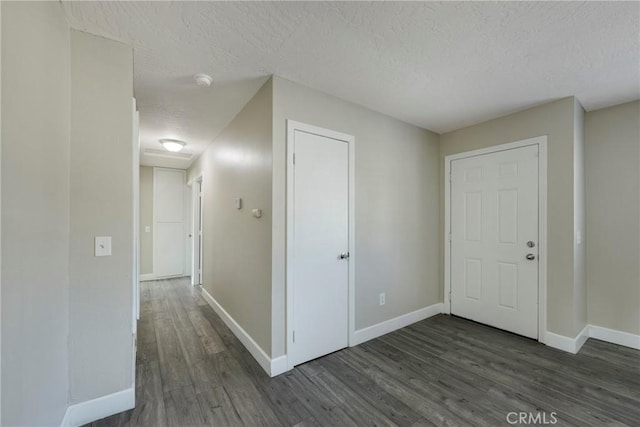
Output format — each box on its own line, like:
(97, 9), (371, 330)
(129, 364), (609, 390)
(159, 138), (186, 152)
(194, 73), (213, 88)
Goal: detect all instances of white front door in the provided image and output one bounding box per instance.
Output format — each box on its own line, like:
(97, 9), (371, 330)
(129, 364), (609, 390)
(450, 144), (539, 339)
(290, 128), (350, 366)
(153, 168), (186, 278)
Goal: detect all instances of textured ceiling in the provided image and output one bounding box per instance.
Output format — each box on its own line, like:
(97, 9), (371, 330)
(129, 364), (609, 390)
(62, 1), (640, 168)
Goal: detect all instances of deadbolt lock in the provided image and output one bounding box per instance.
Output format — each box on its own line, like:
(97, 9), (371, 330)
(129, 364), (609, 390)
(527, 241), (535, 248)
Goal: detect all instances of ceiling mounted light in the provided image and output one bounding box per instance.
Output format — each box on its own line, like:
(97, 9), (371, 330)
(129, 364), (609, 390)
(194, 73), (213, 88)
(159, 138), (186, 152)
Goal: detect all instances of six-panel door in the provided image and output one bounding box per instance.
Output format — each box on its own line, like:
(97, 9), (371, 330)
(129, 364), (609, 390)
(451, 145), (539, 339)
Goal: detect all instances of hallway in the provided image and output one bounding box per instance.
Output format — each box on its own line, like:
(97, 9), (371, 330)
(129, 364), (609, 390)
(88, 278), (640, 426)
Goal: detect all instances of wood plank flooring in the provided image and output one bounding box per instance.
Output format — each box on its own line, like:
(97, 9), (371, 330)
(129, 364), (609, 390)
(87, 277), (640, 426)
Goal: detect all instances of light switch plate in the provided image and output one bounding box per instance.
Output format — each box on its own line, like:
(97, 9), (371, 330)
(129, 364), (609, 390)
(145, 226), (151, 233)
(95, 236), (112, 257)
(234, 197), (242, 210)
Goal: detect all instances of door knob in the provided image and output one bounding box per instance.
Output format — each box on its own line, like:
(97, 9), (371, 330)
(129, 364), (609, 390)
(526, 253), (536, 260)
(338, 252), (350, 260)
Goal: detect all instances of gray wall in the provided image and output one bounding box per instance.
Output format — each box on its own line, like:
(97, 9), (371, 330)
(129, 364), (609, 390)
(440, 97), (582, 338)
(1, 2), (70, 424)
(188, 79), (274, 355)
(585, 100), (640, 335)
(140, 166), (153, 275)
(69, 30), (134, 402)
(271, 76), (441, 357)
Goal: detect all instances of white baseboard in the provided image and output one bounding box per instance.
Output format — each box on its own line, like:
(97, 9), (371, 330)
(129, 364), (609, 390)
(351, 303), (443, 346)
(270, 355), (289, 377)
(139, 273), (155, 282)
(200, 287), (285, 377)
(545, 323), (640, 354)
(575, 324), (590, 352)
(60, 387), (134, 427)
(545, 324), (589, 354)
(589, 325), (640, 350)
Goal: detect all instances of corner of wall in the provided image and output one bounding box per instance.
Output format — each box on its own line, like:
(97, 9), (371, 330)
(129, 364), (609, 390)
(270, 75), (287, 359)
(573, 98), (587, 336)
(69, 28), (134, 405)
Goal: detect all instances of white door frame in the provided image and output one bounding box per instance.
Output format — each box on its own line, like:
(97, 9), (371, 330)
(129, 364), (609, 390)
(131, 99), (140, 391)
(444, 135), (548, 343)
(132, 100), (140, 322)
(286, 120), (356, 370)
(189, 173), (204, 286)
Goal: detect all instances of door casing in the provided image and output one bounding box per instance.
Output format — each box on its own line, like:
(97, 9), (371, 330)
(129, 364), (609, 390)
(285, 120), (356, 370)
(189, 174), (204, 286)
(444, 136), (548, 344)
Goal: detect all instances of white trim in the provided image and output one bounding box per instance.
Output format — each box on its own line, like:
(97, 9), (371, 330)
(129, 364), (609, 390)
(270, 355), (289, 377)
(589, 325), (640, 350)
(575, 324), (590, 352)
(544, 324), (588, 354)
(352, 303), (443, 346)
(538, 140), (548, 343)
(131, 100), (140, 398)
(189, 173), (203, 286)
(139, 273), (156, 282)
(444, 136), (548, 344)
(132, 100), (140, 325)
(285, 120), (356, 370)
(200, 287), (285, 377)
(60, 388), (134, 427)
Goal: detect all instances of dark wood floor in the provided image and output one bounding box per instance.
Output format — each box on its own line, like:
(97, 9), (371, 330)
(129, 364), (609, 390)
(87, 277), (640, 427)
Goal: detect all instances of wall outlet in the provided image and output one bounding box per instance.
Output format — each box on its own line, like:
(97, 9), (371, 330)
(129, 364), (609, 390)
(379, 293), (386, 306)
(95, 236), (112, 257)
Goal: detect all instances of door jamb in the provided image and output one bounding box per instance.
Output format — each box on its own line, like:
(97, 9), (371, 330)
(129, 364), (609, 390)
(443, 135), (548, 343)
(188, 173), (204, 286)
(285, 120), (356, 370)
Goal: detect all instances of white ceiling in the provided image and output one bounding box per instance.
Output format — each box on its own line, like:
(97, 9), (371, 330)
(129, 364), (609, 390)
(62, 1), (640, 169)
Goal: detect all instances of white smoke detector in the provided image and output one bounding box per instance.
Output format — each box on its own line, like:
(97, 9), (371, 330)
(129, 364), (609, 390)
(194, 73), (213, 88)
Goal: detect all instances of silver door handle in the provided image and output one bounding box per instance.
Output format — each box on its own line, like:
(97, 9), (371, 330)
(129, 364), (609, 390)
(526, 253), (536, 260)
(339, 252), (350, 260)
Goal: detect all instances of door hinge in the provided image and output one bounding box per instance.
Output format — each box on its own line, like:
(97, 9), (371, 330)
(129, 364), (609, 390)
(293, 331), (295, 343)
(448, 232), (452, 242)
(449, 172), (452, 183)
(293, 153), (296, 165)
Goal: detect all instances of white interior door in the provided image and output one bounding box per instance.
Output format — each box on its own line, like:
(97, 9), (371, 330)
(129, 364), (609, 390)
(291, 129), (349, 366)
(450, 145), (539, 339)
(153, 168), (186, 278)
